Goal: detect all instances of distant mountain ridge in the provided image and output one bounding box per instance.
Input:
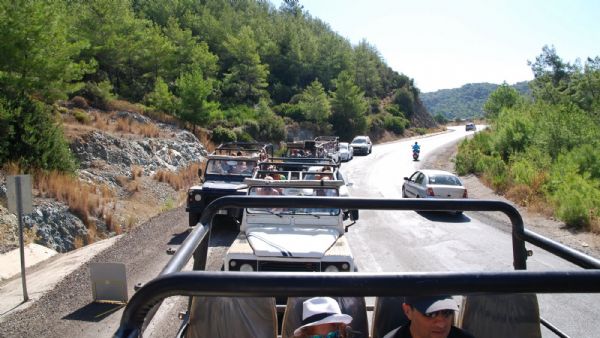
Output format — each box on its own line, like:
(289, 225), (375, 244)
(421, 81), (530, 120)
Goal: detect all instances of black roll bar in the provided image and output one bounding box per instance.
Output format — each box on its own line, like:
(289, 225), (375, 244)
(114, 197), (600, 337)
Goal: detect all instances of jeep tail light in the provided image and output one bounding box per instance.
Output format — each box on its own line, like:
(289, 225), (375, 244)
(426, 188), (435, 197)
(463, 189), (468, 198)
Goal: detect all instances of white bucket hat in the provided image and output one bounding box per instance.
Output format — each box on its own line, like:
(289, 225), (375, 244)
(293, 297), (353, 335)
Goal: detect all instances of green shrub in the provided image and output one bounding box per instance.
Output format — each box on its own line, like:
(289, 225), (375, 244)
(235, 130), (254, 142)
(493, 108), (534, 161)
(73, 109), (91, 124)
(0, 96), (77, 172)
(384, 115), (408, 134)
(550, 172), (600, 229)
(413, 127), (427, 135)
(144, 77), (177, 115)
(70, 96), (89, 109)
(455, 139), (480, 175)
(481, 154), (509, 192)
(79, 81), (115, 110)
(212, 126), (237, 144)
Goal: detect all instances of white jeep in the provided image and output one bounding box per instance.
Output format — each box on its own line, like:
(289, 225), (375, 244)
(224, 177), (356, 273)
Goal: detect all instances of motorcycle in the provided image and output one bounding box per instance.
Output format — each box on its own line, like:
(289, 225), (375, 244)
(412, 150), (420, 161)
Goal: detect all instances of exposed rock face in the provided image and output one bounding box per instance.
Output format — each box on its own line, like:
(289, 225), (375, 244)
(70, 127), (206, 185)
(0, 112), (208, 253)
(23, 202), (88, 253)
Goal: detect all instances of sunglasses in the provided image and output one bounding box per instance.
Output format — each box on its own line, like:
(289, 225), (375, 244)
(309, 330), (340, 338)
(423, 309), (455, 319)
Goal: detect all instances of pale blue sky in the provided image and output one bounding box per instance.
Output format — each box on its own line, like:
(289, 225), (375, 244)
(269, 0), (600, 92)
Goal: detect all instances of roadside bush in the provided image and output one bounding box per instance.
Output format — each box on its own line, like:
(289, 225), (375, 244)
(235, 129), (254, 142)
(384, 115), (408, 134)
(493, 108), (534, 161)
(455, 139), (480, 175)
(73, 109), (91, 124)
(70, 96), (89, 109)
(549, 171), (600, 229)
(257, 115), (286, 142)
(0, 97), (77, 172)
(413, 127), (427, 135)
(481, 154), (509, 192)
(212, 125), (237, 144)
(73, 81), (115, 110)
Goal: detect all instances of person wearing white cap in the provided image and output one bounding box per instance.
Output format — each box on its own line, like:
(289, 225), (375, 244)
(383, 295), (474, 338)
(293, 297), (353, 338)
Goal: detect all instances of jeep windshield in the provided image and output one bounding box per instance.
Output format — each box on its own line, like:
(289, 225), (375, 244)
(246, 186), (340, 216)
(206, 159), (256, 176)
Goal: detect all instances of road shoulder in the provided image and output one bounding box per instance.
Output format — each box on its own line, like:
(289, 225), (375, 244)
(0, 235), (121, 320)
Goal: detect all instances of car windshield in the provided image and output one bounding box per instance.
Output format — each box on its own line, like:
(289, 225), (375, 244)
(428, 175), (462, 186)
(339, 143), (348, 150)
(247, 186), (339, 215)
(206, 159), (256, 175)
(352, 138), (366, 144)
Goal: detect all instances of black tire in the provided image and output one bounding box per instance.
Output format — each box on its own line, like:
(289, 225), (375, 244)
(188, 212), (200, 227)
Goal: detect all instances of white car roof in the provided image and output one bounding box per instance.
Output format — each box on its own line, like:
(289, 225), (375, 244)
(417, 169), (459, 176)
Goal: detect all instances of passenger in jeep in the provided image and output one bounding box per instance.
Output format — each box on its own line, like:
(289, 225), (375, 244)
(383, 295), (474, 338)
(293, 297), (353, 338)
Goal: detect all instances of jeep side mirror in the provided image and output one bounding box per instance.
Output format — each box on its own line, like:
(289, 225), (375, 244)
(198, 168), (203, 177)
(350, 209), (359, 221)
(403, 177), (409, 181)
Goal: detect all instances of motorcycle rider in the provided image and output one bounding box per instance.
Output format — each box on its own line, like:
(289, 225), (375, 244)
(412, 142), (421, 159)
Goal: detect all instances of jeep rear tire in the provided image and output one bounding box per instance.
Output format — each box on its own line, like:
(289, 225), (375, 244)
(189, 212), (200, 227)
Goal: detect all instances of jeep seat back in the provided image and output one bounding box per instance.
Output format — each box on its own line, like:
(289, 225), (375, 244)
(186, 296), (277, 338)
(457, 293), (541, 338)
(370, 297), (409, 338)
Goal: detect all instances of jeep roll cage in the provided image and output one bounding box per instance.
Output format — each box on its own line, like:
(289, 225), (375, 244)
(212, 142), (273, 158)
(114, 197), (600, 338)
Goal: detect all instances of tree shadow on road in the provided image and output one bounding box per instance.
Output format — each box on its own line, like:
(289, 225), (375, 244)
(63, 302), (124, 322)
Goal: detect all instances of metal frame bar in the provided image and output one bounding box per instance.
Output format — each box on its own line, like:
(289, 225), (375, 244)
(114, 197), (600, 337)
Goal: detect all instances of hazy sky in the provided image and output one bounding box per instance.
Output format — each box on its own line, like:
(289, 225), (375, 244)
(268, 0), (600, 92)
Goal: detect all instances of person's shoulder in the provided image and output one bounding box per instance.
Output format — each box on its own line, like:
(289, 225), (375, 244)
(382, 326), (400, 338)
(449, 326), (475, 338)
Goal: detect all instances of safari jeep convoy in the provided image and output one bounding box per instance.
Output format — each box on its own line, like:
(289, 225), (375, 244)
(186, 142), (271, 227)
(224, 170), (358, 273)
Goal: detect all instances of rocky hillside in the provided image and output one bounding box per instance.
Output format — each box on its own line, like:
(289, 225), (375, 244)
(0, 107), (207, 254)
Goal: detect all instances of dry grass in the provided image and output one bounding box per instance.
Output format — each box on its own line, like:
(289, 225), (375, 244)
(107, 100), (146, 115)
(505, 184), (535, 207)
(33, 169), (116, 234)
(116, 175), (139, 193)
(154, 162), (201, 191)
(131, 165), (144, 179)
(74, 236), (84, 249)
(116, 117), (132, 133)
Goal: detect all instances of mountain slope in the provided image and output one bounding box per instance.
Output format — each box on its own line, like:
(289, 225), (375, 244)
(421, 81), (531, 120)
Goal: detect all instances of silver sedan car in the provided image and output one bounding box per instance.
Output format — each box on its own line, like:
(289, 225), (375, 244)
(402, 169), (468, 213)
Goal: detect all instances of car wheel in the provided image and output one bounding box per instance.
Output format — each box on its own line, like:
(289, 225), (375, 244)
(189, 212), (200, 227)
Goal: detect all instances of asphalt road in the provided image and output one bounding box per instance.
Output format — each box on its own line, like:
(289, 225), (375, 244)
(341, 126), (599, 338)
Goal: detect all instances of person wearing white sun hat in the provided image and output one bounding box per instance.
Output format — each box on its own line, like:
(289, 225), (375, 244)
(293, 297), (353, 338)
